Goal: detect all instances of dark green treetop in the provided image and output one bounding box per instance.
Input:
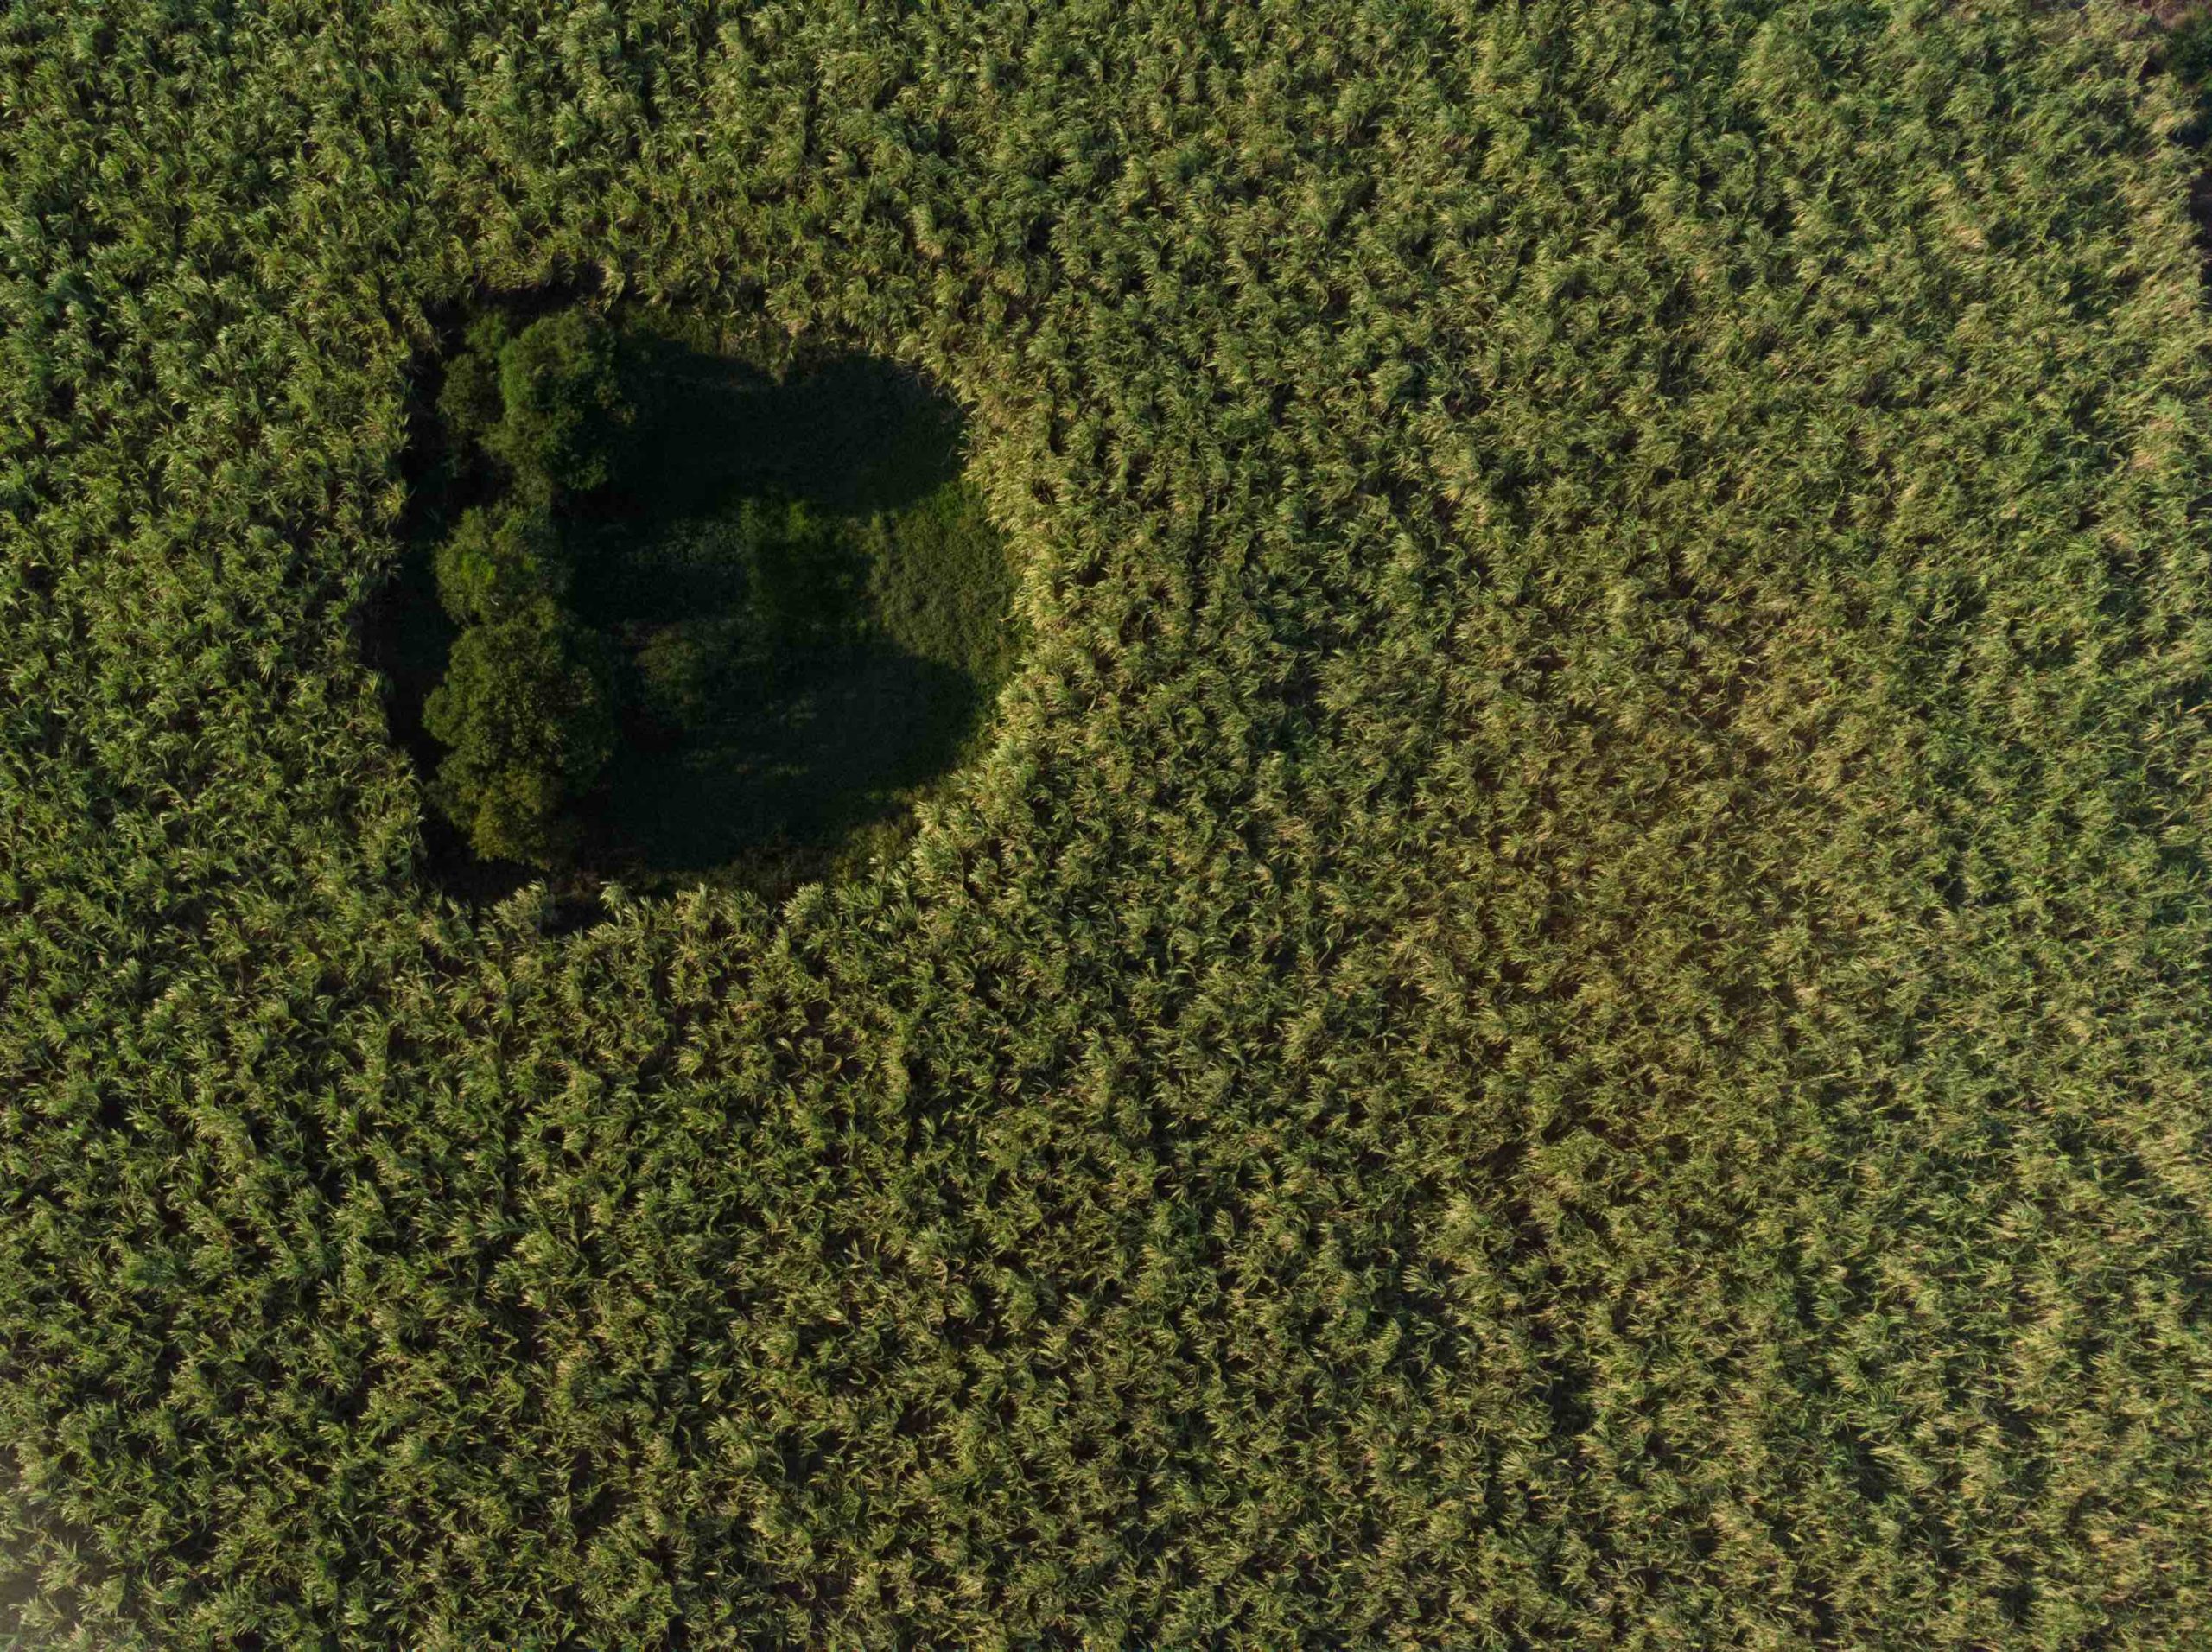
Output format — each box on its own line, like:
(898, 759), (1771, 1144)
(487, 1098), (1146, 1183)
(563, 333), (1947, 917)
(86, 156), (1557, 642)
(420, 598), (618, 867)
(485, 308), (634, 499)
(433, 311), (518, 453)
(432, 500), (570, 626)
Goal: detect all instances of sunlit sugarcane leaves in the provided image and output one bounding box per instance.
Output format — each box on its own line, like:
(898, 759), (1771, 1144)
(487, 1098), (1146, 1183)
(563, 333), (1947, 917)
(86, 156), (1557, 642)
(10, 0), (2212, 1647)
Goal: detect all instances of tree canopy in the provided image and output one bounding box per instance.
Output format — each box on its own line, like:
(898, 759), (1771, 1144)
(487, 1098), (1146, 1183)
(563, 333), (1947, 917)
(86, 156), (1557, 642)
(406, 302), (1002, 880)
(489, 308), (633, 497)
(421, 598), (617, 865)
(416, 311), (629, 868)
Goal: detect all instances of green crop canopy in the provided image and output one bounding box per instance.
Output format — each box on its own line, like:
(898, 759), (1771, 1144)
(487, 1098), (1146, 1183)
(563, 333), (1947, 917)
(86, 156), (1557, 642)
(5, 2), (2212, 1645)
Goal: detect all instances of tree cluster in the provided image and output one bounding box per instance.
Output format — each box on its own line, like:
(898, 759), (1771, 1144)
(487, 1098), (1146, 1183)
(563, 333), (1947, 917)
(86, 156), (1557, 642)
(416, 309), (632, 867)
(414, 303), (897, 872)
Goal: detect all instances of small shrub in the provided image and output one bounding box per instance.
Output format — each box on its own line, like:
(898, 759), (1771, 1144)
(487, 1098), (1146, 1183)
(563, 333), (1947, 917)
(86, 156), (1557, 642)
(632, 616), (752, 736)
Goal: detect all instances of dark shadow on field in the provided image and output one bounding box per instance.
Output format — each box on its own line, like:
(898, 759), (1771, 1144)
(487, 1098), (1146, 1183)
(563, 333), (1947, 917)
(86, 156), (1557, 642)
(571, 331), (988, 893)
(2155, 10), (2212, 261)
(609, 332), (965, 524)
(587, 641), (987, 884)
(362, 309), (1000, 914)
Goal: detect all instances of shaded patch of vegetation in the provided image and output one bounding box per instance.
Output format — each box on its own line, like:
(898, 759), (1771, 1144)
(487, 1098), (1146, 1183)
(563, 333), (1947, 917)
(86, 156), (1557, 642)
(369, 301), (1020, 906)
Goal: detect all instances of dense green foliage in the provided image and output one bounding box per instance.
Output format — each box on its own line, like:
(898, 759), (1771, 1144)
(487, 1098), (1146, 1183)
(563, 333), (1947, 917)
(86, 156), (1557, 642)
(421, 599), (619, 866)
(486, 309), (635, 498)
(404, 302), (1019, 886)
(6, 0), (2212, 1646)
(417, 312), (626, 867)
(432, 499), (570, 626)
